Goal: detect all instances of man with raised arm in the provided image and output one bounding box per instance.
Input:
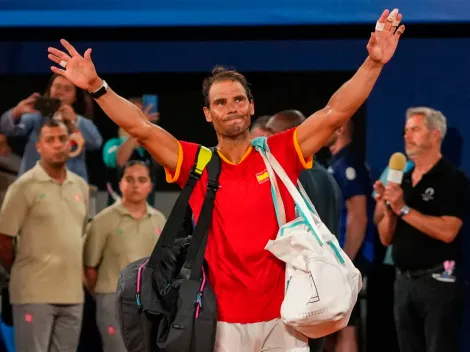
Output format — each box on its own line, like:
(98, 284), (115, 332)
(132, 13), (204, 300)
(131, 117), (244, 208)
(47, 9), (404, 351)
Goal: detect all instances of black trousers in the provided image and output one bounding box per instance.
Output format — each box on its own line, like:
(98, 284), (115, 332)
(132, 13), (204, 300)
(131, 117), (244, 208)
(394, 270), (463, 352)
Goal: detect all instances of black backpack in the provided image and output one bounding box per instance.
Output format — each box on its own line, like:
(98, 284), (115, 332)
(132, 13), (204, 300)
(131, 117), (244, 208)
(115, 146), (221, 352)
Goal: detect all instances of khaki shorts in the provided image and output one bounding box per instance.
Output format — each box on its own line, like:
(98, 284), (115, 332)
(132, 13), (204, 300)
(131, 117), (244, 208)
(215, 318), (309, 352)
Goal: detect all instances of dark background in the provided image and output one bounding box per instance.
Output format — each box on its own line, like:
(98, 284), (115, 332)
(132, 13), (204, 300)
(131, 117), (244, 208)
(0, 70), (366, 190)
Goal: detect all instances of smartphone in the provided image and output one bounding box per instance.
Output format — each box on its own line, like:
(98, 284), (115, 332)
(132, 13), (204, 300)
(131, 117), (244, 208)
(142, 94), (158, 114)
(34, 96), (61, 117)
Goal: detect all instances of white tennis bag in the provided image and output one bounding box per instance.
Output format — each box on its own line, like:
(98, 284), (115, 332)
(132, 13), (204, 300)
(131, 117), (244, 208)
(253, 137), (362, 339)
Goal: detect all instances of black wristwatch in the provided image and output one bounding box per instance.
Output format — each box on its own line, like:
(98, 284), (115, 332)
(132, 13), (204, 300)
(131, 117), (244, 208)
(89, 80), (109, 99)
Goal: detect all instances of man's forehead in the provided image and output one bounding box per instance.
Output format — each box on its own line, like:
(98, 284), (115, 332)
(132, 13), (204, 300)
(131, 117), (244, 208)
(210, 81), (246, 99)
(41, 125), (68, 137)
(406, 114), (425, 127)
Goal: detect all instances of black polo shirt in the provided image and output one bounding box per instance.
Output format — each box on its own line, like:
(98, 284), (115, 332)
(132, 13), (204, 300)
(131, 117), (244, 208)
(392, 158), (469, 271)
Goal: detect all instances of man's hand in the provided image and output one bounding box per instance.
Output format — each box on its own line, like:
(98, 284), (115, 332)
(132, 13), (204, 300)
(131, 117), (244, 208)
(373, 180), (386, 202)
(48, 39), (101, 92)
(296, 9), (405, 158)
(367, 9), (405, 65)
(11, 93), (40, 119)
(57, 104), (78, 133)
(59, 104), (77, 123)
(384, 183), (405, 215)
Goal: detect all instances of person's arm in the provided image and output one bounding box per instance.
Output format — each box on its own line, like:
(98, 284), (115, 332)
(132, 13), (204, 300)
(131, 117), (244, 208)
(48, 40), (179, 172)
(373, 177), (398, 245)
(102, 137), (122, 168)
(0, 110), (38, 137)
(384, 180), (466, 244)
(0, 182), (30, 272)
(377, 207), (398, 246)
(92, 91), (179, 171)
(0, 235), (15, 272)
(296, 10), (404, 158)
(344, 196), (368, 260)
(84, 267), (98, 292)
(83, 215), (110, 293)
(116, 138), (139, 167)
(400, 211), (462, 244)
(76, 116), (103, 151)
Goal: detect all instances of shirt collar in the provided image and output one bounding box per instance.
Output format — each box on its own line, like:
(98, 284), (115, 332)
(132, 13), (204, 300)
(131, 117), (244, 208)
(113, 200), (157, 217)
(405, 157), (446, 178)
(32, 161), (74, 184)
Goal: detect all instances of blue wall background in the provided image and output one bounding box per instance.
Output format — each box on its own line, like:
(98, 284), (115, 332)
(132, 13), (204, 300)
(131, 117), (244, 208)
(1, 38), (469, 178)
(0, 0), (469, 26)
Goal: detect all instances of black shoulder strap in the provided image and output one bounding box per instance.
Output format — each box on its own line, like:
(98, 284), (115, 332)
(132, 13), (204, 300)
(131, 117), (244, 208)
(147, 145), (210, 269)
(181, 148), (222, 280)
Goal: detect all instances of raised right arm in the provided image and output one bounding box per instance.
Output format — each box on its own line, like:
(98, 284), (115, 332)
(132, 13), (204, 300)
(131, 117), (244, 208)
(91, 86), (179, 171)
(47, 40), (179, 172)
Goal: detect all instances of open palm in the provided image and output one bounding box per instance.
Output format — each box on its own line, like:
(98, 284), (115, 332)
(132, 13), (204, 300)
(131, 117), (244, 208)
(367, 9), (405, 65)
(48, 39), (100, 91)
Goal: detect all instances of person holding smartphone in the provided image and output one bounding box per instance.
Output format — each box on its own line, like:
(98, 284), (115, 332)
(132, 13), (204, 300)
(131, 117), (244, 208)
(102, 96), (160, 205)
(0, 74), (103, 181)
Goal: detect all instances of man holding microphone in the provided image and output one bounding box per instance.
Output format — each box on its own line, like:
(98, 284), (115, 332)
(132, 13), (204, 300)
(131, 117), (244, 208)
(374, 107), (469, 352)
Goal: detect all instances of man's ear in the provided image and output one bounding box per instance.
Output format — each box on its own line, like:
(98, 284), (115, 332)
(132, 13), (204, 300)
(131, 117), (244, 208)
(203, 106), (212, 123)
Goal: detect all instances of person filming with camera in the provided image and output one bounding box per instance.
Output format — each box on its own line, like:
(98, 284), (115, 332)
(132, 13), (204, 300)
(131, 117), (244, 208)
(0, 74), (103, 181)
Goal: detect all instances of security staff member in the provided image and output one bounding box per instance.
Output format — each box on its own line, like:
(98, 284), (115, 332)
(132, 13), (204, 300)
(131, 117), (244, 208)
(0, 120), (89, 352)
(325, 120), (375, 352)
(84, 160), (166, 352)
(375, 107), (469, 352)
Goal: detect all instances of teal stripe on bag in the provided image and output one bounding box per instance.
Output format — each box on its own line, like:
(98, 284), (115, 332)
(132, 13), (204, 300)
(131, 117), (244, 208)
(298, 186), (318, 216)
(295, 204), (323, 246)
(270, 183), (283, 227)
(327, 241), (345, 264)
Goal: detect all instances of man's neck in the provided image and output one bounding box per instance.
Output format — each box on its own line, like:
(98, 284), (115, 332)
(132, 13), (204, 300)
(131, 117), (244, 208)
(329, 138), (351, 156)
(217, 133), (252, 164)
(40, 161), (66, 183)
(122, 200), (147, 219)
(411, 151), (442, 175)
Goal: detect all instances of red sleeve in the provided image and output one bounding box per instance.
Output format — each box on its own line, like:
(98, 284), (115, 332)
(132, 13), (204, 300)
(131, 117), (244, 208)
(266, 127), (313, 176)
(164, 141), (200, 188)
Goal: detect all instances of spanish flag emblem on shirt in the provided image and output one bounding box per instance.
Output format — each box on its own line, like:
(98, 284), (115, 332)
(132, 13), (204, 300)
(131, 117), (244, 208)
(256, 170), (269, 184)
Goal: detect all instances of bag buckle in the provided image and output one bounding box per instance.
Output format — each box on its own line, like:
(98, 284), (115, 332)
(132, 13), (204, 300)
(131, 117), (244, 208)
(207, 179), (219, 191)
(189, 170), (200, 180)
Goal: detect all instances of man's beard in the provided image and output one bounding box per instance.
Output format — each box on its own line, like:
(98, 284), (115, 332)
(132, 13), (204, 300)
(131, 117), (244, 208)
(217, 115), (250, 139)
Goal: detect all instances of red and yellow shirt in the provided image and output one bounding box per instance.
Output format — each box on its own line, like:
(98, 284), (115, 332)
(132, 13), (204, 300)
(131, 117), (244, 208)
(165, 128), (312, 323)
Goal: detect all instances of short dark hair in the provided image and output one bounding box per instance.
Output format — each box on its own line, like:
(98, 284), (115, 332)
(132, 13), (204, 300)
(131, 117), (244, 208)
(202, 66), (253, 108)
(251, 115), (271, 131)
(120, 160), (151, 179)
(38, 119), (67, 138)
(272, 110), (306, 130)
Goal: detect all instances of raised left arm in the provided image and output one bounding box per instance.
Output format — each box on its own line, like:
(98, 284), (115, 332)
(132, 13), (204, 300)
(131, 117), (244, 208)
(297, 58), (383, 157)
(297, 9), (405, 158)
